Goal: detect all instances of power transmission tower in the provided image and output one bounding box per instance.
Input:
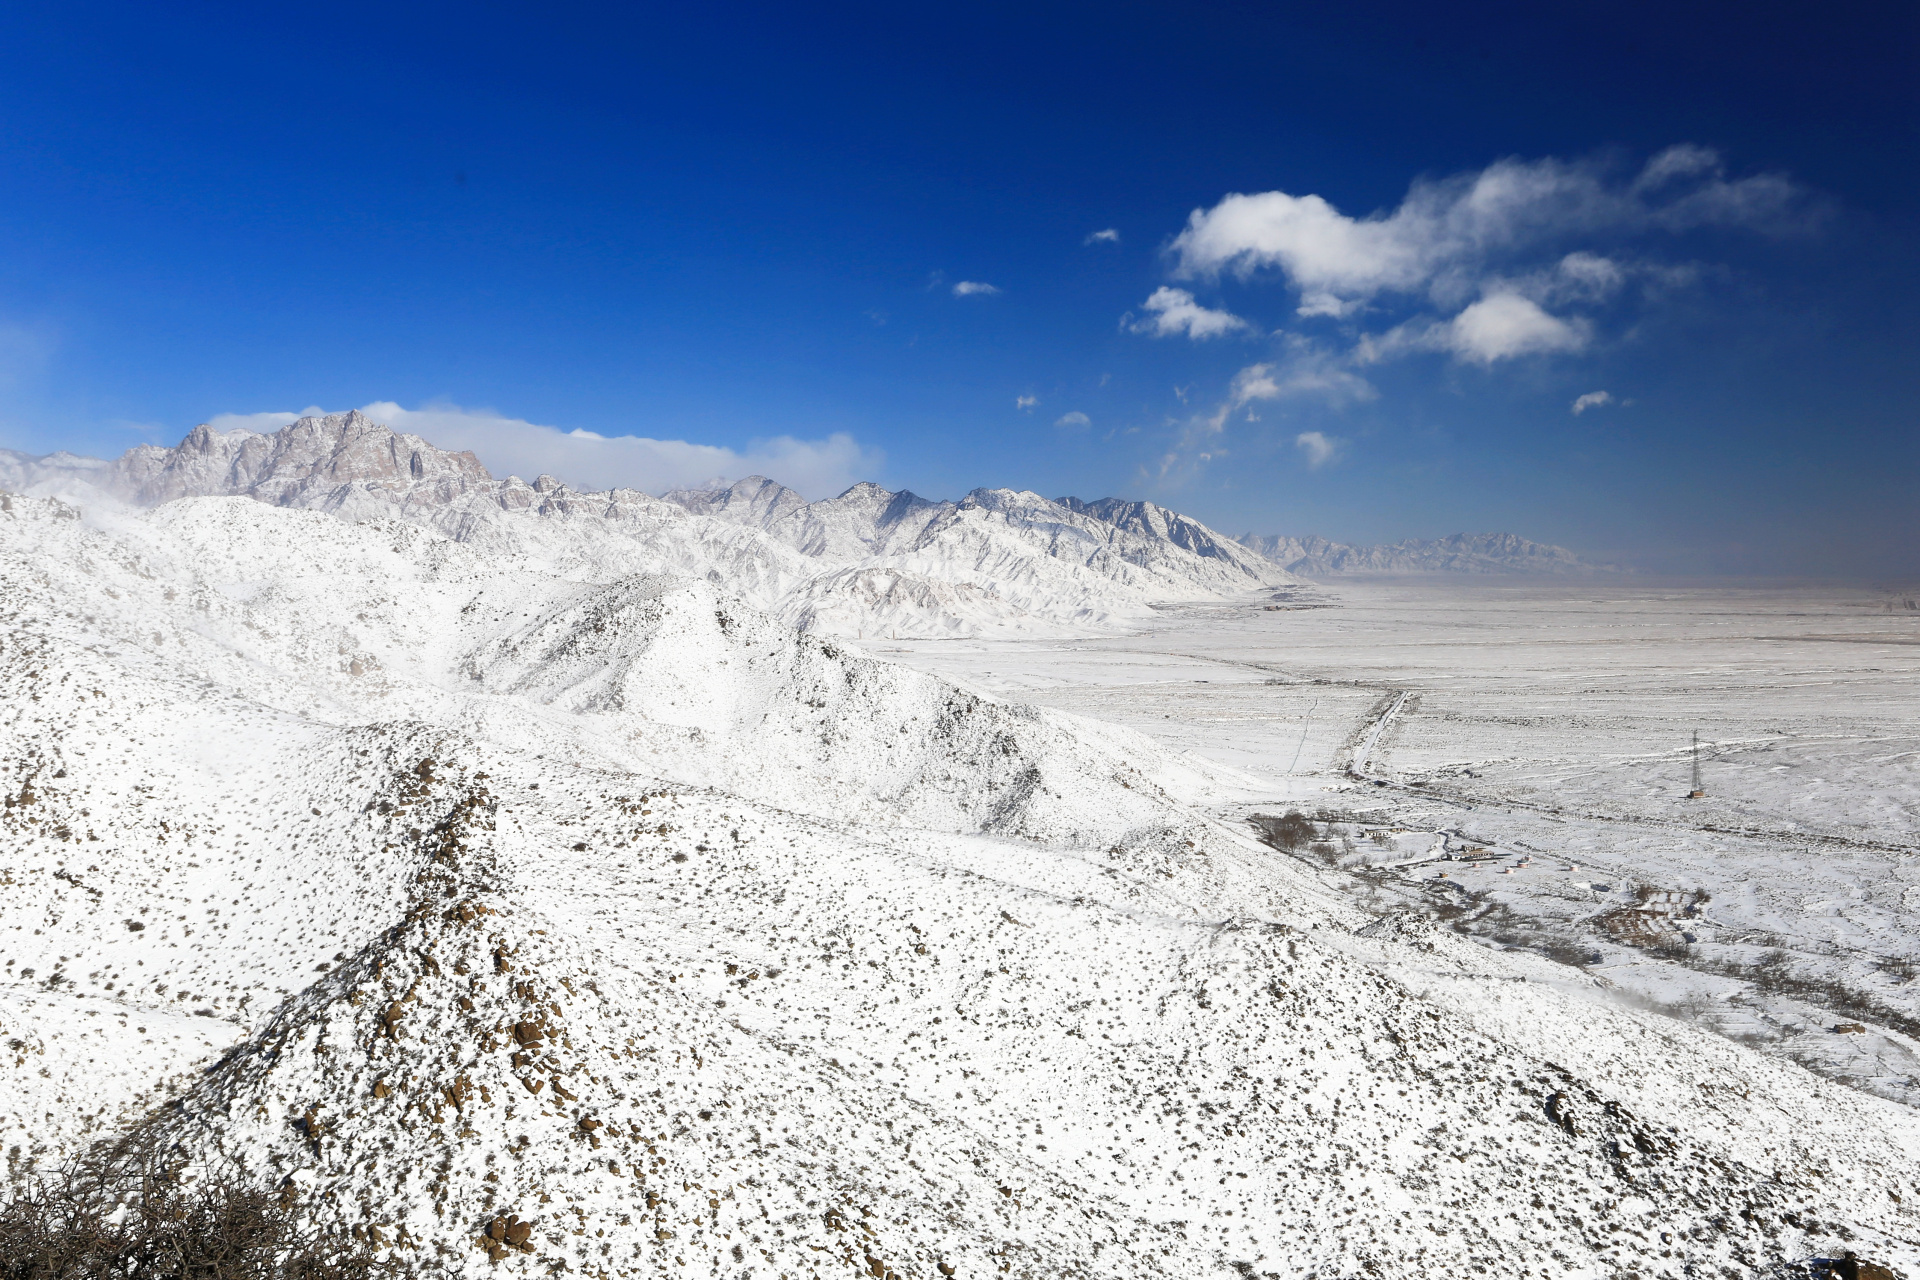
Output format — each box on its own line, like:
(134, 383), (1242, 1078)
(1688, 730), (1705, 799)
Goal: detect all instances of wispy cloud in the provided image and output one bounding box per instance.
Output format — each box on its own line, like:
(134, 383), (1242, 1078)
(1055, 410), (1090, 427)
(1016, 395), (1038, 411)
(204, 408), (325, 434)
(952, 280), (1001, 297)
(210, 401), (882, 500)
(1220, 340), (1376, 414)
(1170, 146), (1813, 302)
(1571, 390), (1614, 414)
(0, 320), (58, 391)
(1159, 145), (1817, 372)
(1150, 341), (1374, 480)
(1294, 431), (1343, 469)
(1126, 287), (1250, 340)
(1084, 228), (1120, 245)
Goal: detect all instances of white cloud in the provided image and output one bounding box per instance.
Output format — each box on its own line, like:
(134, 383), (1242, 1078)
(213, 401), (882, 500)
(1143, 146), (1822, 389)
(952, 280), (1001, 296)
(1015, 395), (1038, 411)
(1221, 340), (1376, 413)
(1127, 286), (1250, 340)
(1084, 228), (1121, 245)
(1055, 410), (1090, 427)
(1443, 294), (1589, 364)
(1571, 390), (1614, 415)
(1167, 146), (1811, 310)
(1294, 431), (1343, 469)
(1357, 292), (1589, 366)
(1633, 142), (1720, 191)
(1554, 251), (1624, 298)
(205, 408), (322, 434)
(1172, 187), (1432, 297)
(1296, 292), (1363, 318)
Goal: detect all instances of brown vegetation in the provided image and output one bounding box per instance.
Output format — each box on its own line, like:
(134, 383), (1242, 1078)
(0, 1151), (388, 1280)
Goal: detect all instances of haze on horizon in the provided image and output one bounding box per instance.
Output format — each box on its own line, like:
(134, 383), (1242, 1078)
(0, 0), (1914, 576)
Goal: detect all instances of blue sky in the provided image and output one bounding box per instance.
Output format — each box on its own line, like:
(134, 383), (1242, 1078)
(1, 1), (1915, 573)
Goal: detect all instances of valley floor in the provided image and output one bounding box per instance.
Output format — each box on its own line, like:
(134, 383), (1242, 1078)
(886, 577), (1920, 1106)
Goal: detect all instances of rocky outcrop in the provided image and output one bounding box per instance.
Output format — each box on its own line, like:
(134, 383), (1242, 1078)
(113, 411), (494, 508)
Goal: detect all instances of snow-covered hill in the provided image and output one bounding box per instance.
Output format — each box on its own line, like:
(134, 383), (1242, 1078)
(1239, 531), (1606, 576)
(3, 480), (1918, 1276)
(0, 413), (1295, 638)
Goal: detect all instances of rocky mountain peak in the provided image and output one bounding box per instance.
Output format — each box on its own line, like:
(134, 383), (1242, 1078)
(658, 474), (809, 523)
(112, 409), (493, 507)
(1061, 495), (1263, 567)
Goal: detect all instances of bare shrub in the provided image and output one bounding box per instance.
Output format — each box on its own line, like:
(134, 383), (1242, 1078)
(1688, 950), (1920, 1043)
(1750, 949), (1794, 991)
(0, 1151), (388, 1280)
(1536, 940), (1600, 969)
(1674, 991), (1715, 1020)
(1250, 811), (1314, 852)
(1876, 955), (1918, 984)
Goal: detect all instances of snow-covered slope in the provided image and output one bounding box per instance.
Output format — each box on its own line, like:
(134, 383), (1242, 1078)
(662, 475), (1301, 632)
(3, 488), (1917, 1278)
(0, 413), (1296, 637)
(1240, 531), (1606, 576)
(1062, 496), (1276, 577)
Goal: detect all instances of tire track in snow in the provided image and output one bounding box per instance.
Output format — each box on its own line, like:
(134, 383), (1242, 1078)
(1345, 690), (1411, 779)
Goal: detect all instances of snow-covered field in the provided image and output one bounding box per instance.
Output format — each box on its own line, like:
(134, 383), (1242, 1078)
(4, 437), (1920, 1277)
(886, 578), (1920, 1107)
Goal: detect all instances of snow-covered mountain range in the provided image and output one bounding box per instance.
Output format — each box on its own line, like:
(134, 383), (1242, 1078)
(0, 413), (1297, 639)
(1, 413), (1613, 649)
(1237, 530), (1606, 576)
(3, 472), (1916, 1277)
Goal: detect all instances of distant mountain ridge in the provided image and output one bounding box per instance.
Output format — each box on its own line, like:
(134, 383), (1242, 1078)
(0, 412), (1293, 637)
(1238, 529), (1611, 576)
(1, 416), (1612, 640)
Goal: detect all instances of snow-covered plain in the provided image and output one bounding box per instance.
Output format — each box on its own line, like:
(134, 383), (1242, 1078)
(885, 578), (1920, 1108)
(4, 431), (1920, 1277)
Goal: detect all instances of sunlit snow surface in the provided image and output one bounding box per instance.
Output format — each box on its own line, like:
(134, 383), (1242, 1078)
(4, 494), (1919, 1278)
(888, 580), (1920, 1103)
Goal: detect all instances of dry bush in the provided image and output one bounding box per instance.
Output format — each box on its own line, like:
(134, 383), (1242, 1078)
(1535, 939), (1601, 969)
(1876, 955), (1917, 984)
(1694, 950), (1920, 1043)
(0, 1151), (389, 1280)
(1250, 811), (1315, 852)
